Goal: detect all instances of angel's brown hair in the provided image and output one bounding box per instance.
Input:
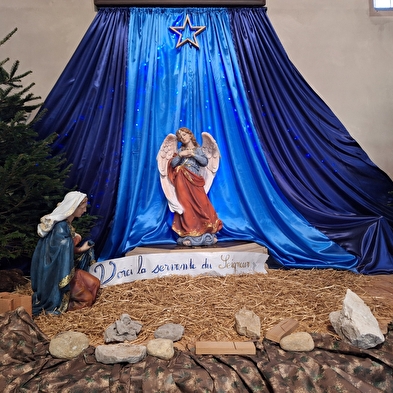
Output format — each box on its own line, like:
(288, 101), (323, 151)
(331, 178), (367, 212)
(176, 127), (200, 147)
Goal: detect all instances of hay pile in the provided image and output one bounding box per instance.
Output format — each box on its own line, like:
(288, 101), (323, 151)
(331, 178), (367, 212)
(30, 268), (392, 348)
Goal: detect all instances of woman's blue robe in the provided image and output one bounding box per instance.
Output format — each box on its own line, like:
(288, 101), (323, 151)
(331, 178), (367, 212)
(31, 221), (74, 316)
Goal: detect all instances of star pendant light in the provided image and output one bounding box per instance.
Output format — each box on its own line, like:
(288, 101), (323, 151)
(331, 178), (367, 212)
(169, 14), (206, 49)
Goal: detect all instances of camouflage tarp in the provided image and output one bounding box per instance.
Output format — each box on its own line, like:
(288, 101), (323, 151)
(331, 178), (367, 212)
(1, 308), (392, 392)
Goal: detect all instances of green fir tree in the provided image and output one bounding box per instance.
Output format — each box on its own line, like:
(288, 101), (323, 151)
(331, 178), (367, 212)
(0, 29), (70, 265)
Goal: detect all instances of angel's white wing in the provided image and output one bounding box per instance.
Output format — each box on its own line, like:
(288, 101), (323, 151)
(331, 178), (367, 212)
(201, 132), (220, 193)
(156, 134), (184, 214)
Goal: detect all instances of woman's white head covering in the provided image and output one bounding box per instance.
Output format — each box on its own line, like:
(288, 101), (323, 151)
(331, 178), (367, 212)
(37, 191), (87, 238)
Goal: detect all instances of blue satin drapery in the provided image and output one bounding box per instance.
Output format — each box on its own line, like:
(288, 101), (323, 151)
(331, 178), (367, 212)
(229, 8), (393, 274)
(34, 8), (129, 255)
(99, 7), (357, 271)
(34, 7), (393, 274)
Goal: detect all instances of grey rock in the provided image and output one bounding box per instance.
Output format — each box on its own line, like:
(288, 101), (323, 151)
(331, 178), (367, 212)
(49, 331), (89, 359)
(95, 343), (146, 364)
(146, 338), (175, 360)
(329, 289), (385, 349)
(116, 314), (142, 335)
(235, 308), (261, 339)
(280, 332), (315, 352)
(104, 314), (143, 343)
(154, 323), (184, 342)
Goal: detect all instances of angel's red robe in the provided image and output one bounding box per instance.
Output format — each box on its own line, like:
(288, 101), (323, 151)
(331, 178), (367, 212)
(168, 155), (222, 238)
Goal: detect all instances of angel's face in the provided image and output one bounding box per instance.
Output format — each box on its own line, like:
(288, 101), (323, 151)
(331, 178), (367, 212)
(178, 130), (192, 145)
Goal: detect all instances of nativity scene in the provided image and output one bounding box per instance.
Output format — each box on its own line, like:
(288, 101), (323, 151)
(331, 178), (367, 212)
(32, 4), (393, 277)
(2, 0), (393, 391)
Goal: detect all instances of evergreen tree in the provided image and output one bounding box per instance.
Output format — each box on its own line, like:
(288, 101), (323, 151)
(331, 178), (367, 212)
(0, 29), (70, 265)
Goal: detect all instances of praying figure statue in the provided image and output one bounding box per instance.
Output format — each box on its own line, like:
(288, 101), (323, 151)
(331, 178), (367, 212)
(31, 191), (100, 316)
(157, 127), (223, 246)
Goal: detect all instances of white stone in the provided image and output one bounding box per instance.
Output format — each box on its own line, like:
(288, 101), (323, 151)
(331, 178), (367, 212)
(235, 308), (261, 339)
(329, 289), (385, 349)
(146, 338), (174, 360)
(280, 332), (315, 352)
(49, 331), (89, 359)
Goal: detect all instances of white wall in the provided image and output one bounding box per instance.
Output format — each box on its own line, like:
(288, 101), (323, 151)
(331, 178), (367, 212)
(267, 0), (393, 178)
(0, 1), (95, 106)
(1, 0), (392, 177)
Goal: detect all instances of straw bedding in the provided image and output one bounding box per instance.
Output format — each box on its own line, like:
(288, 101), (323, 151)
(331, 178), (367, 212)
(28, 268), (392, 348)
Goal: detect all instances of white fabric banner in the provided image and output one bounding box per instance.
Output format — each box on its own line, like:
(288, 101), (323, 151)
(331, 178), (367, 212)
(90, 250), (268, 287)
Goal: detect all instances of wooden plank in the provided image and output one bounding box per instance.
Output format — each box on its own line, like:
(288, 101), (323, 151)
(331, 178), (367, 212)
(363, 286), (393, 299)
(368, 279), (393, 295)
(195, 341), (256, 355)
(375, 274), (393, 284)
(264, 318), (299, 343)
(127, 241), (268, 256)
(234, 341), (256, 354)
(367, 275), (393, 286)
(376, 318), (391, 335)
(95, 0), (266, 7)
(373, 282), (393, 295)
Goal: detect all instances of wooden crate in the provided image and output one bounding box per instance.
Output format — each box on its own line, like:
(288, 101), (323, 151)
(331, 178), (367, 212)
(0, 292), (32, 316)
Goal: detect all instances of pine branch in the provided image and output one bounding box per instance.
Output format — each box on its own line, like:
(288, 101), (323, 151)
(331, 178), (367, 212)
(0, 28), (17, 46)
(0, 29), (71, 262)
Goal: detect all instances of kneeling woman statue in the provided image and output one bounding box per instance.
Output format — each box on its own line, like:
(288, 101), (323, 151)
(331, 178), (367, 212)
(157, 127), (223, 246)
(31, 191), (100, 316)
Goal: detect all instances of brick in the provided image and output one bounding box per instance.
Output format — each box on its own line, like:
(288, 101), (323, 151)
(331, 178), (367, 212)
(0, 292), (32, 316)
(264, 318), (299, 343)
(0, 297), (14, 314)
(195, 341), (256, 355)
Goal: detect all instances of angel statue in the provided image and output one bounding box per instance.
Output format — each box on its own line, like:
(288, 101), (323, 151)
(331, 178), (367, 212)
(157, 127), (223, 246)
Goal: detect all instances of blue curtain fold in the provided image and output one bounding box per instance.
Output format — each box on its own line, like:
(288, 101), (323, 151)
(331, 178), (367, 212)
(34, 7), (393, 274)
(229, 8), (393, 273)
(34, 8), (130, 254)
(99, 7), (358, 272)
